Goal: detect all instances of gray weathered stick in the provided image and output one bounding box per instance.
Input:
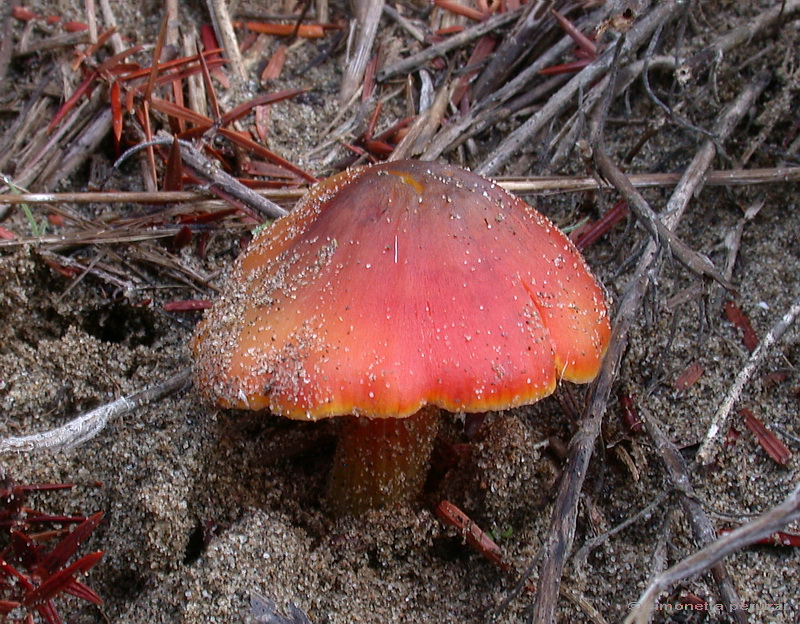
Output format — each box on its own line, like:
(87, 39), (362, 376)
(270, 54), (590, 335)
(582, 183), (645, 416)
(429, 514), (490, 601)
(643, 412), (748, 623)
(377, 9), (520, 83)
(115, 135), (289, 220)
(0, 368), (193, 454)
(696, 295), (800, 465)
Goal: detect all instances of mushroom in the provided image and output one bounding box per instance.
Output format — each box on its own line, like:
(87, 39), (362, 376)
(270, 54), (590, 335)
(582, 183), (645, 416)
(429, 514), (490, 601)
(192, 160), (611, 515)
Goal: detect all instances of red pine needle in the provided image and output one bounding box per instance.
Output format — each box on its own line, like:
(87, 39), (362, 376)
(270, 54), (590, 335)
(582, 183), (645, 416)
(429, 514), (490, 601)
(724, 301), (759, 352)
(618, 392), (642, 434)
(719, 528), (800, 548)
(217, 127), (317, 183)
(240, 22), (328, 38)
(741, 408), (792, 466)
(673, 361), (704, 391)
(550, 10), (596, 57)
(110, 81), (123, 143)
(163, 300), (213, 312)
(164, 138), (184, 192)
(434, 0), (486, 21)
(12, 6), (39, 21)
(261, 45), (287, 83)
(435, 501), (503, 567)
(573, 200), (628, 250)
(39, 513), (103, 576)
(63, 21), (88, 32)
(48, 72), (98, 133)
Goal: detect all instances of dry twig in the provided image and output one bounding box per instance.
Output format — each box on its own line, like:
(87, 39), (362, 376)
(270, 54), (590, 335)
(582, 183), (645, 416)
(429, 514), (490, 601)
(421, 5), (613, 161)
(377, 9), (520, 83)
(0, 368), (192, 454)
(0, 1), (14, 98)
(682, 0), (800, 77)
(696, 295), (800, 465)
(624, 482), (800, 624)
(471, 0), (555, 102)
(117, 135), (288, 220)
(477, 1), (679, 176)
(642, 412), (748, 623)
(520, 56), (770, 624)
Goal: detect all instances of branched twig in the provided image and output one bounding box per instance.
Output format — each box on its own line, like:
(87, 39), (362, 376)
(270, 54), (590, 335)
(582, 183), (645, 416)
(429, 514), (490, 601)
(696, 295), (800, 465)
(0, 368), (192, 454)
(624, 482), (800, 624)
(642, 411), (748, 623)
(114, 135), (288, 220)
(590, 146), (734, 289)
(520, 59), (770, 624)
(477, 1), (679, 176)
(572, 491), (670, 573)
(661, 71), (771, 221)
(682, 0), (800, 77)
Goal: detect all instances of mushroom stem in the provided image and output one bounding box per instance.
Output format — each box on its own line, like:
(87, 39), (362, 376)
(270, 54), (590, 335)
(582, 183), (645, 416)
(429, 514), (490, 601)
(328, 406), (441, 516)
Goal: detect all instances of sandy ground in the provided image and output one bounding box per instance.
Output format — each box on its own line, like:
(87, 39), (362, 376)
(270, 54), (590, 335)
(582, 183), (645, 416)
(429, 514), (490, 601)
(1, 1), (799, 623)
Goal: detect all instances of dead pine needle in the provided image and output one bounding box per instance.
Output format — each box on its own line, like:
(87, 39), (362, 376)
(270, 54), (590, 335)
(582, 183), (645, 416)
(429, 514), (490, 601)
(1, 168), (797, 214)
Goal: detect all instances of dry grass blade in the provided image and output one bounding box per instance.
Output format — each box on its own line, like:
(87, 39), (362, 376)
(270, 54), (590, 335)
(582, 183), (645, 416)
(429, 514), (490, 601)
(1, 168), (797, 212)
(0, 188), (304, 210)
(340, 0), (384, 103)
(206, 0), (245, 79)
(389, 79), (454, 161)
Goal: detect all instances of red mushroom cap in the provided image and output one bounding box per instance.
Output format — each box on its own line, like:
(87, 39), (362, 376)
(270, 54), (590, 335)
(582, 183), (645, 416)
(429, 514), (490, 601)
(192, 160), (610, 419)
